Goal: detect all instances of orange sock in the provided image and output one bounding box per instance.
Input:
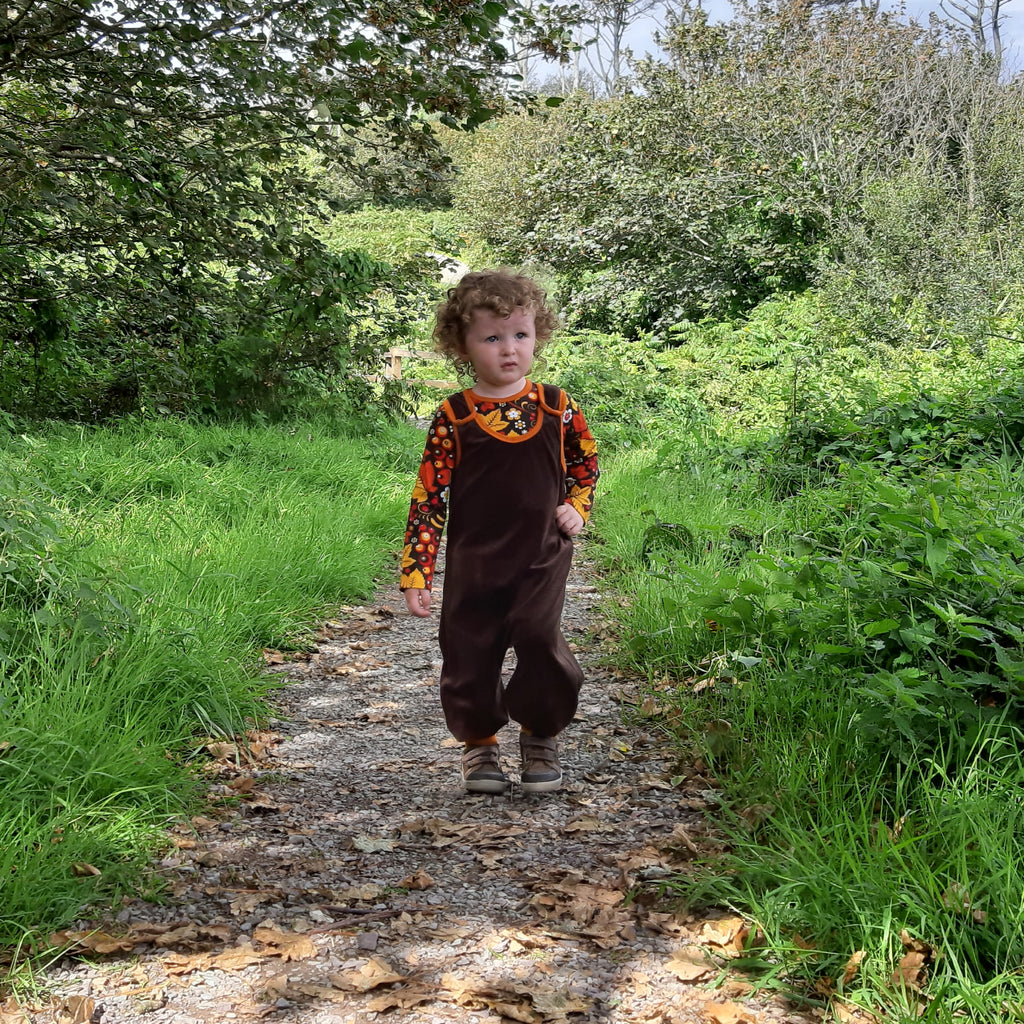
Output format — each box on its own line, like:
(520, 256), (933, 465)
(465, 735), (498, 747)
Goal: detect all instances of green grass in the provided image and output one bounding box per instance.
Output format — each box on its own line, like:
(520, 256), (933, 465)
(0, 414), (415, 948)
(591, 369), (1024, 1019)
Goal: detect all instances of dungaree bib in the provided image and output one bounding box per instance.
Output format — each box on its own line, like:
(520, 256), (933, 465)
(437, 383), (584, 741)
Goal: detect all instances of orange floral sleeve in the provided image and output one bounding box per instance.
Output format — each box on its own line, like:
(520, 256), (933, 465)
(563, 397), (599, 523)
(400, 406), (455, 591)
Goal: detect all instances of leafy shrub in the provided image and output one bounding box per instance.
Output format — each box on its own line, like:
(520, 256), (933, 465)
(543, 330), (705, 450)
(0, 243), (420, 422)
(623, 455), (1024, 772)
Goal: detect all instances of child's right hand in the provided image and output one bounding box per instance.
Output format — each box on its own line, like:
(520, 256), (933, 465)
(404, 588), (432, 618)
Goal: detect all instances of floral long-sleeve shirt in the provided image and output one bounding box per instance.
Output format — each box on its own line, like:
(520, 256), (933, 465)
(401, 383), (599, 591)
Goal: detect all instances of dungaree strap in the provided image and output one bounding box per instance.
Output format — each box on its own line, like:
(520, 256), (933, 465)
(540, 384), (568, 474)
(539, 383), (567, 416)
(444, 391), (475, 424)
(442, 392), (475, 469)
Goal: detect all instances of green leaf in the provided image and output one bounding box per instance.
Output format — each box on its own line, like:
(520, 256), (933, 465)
(925, 535), (950, 576)
(863, 618), (900, 637)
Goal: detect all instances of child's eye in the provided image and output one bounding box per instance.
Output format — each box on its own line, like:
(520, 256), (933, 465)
(486, 336), (499, 343)
(515, 333), (527, 339)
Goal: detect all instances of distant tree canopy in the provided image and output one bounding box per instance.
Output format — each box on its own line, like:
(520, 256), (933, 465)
(0, 0), (568, 418)
(453, 1), (1024, 334)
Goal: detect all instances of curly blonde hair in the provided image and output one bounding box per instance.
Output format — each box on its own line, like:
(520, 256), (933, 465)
(433, 269), (559, 367)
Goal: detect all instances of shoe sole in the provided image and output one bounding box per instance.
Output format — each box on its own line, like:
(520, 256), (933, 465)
(464, 777), (510, 794)
(520, 774), (563, 794)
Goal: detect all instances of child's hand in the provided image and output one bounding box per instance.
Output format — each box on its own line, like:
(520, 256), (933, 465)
(555, 503), (585, 537)
(404, 587), (432, 617)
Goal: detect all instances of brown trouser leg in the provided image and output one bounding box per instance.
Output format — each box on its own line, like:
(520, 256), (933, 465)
(503, 570), (582, 737)
(438, 562), (582, 742)
(438, 586), (511, 741)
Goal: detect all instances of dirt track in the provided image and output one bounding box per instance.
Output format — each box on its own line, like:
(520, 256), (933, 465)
(7, 551), (825, 1024)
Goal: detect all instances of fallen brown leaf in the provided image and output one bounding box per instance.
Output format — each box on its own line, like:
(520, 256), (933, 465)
(668, 823), (700, 855)
(833, 1000), (881, 1023)
(159, 951), (213, 976)
(151, 923), (200, 947)
(210, 942), (265, 972)
(250, 791), (290, 813)
(666, 948), (714, 983)
(811, 976), (836, 999)
(477, 848), (508, 868)
(229, 891), (280, 916)
(891, 930), (936, 992)
(564, 815), (604, 832)
(892, 950), (927, 991)
(440, 972), (589, 1022)
(699, 916), (752, 954)
(530, 983), (591, 1019)
(366, 985), (436, 1012)
(0, 1001), (28, 1024)
(330, 957), (406, 992)
(205, 740), (241, 760)
(720, 980), (755, 998)
(702, 999), (758, 1023)
(400, 869), (435, 890)
(56, 995), (95, 1024)
(49, 929), (136, 955)
(841, 950), (866, 988)
(263, 973), (346, 1005)
(254, 925), (317, 962)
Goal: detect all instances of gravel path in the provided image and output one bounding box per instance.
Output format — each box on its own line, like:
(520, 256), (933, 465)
(9, 550), (827, 1024)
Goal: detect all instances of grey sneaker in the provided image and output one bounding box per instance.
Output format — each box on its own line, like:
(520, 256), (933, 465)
(461, 743), (509, 793)
(520, 734), (563, 793)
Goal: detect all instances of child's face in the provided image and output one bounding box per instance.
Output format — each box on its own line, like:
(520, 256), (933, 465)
(460, 306), (536, 398)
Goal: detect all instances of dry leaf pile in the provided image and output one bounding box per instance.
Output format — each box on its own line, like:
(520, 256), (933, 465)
(9, 564), (828, 1024)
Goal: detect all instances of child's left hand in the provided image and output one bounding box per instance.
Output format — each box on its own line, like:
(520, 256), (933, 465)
(555, 503), (585, 537)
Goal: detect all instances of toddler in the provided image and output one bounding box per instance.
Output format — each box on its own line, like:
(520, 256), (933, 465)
(400, 269), (599, 794)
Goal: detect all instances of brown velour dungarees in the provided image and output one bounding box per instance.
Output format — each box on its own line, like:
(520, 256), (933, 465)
(437, 384), (584, 741)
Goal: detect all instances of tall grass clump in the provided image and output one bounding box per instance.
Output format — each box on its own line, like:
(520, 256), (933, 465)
(0, 414), (414, 946)
(592, 356), (1024, 1017)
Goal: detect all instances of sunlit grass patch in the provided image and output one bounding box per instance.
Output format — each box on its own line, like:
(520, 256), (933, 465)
(592, 368), (1024, 1019)
(0, 414), (414, 945)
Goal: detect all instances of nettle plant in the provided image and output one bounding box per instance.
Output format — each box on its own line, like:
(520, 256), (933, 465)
(654, 465), (1024, 765)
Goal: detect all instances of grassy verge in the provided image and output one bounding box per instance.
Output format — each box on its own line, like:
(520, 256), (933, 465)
(0, 414), (416, 949)
(588, 342), (1024, 1020)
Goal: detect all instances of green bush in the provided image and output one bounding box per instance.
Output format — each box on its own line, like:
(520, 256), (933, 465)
(593, 355), (1024, 1015)
(543, 330), (705, 450)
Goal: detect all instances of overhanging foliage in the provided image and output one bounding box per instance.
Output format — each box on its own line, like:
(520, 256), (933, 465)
(0, 0), (569, 417)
